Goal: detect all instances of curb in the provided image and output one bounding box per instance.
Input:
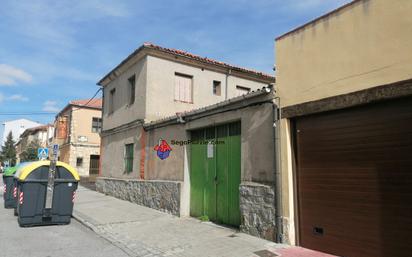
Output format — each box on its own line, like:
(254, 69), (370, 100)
(72, 211), (99, 233)
(72, 211), (138, 257)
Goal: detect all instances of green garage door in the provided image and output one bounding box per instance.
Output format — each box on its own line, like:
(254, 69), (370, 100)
(190, 121), (241, 226)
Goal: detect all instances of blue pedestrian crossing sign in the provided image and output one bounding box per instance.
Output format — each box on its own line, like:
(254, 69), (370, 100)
(38, 148), (49, 160)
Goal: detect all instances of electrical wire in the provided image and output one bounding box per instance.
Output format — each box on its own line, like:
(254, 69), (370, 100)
(0, 112), (56, 116)
(71, 88), (102, 112)
(0, 88), (102, 116)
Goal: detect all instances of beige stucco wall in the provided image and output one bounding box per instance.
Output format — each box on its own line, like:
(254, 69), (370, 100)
(146, 124), (186, 181)
(103, 100), (275, 183)
(278, 118), (296, 245)
(275, 0), (412, 245)
(145, 55), (269, 121)
(102, 57), (147, 131)
(101, 126), (143, 179)
(71, 107), (101, 145)
(276, 0), (412, 108)
(54, 106), (101, 176)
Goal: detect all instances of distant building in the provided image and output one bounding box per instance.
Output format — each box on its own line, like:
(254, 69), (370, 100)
(53, 99), (102, 177)
(15, 124), (54, 163)
(1, 119), (43, 148)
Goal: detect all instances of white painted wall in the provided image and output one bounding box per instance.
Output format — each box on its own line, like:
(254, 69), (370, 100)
(102, 57), (147, 131)
(145, 55), (268, 121)
(102, 54), (271, 131)
(1, 119), (43, 147)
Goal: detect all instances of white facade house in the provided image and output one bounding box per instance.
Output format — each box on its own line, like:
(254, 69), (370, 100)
(1, 119), (43, 147)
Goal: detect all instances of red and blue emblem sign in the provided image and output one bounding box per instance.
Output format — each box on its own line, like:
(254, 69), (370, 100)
(154, 139), (172, 160)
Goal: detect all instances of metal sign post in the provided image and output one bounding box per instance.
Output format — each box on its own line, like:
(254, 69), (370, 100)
(45, 144), (59, 210)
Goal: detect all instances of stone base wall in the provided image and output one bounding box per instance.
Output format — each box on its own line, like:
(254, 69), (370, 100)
(239, 182), (277, 241)
(96, 177), (181, 216)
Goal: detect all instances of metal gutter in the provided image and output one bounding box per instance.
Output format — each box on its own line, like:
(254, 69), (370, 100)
(273, 96), (284, 243)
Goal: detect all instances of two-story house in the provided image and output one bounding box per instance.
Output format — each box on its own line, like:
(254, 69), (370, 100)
(98, 43), (275, 179)
(53, 99), (102, 177)
(15, 124), (54, 162)
(96, 43), (277, 239)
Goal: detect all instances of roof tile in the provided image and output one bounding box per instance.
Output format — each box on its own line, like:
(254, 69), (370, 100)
(70, 98), (102, 109)
(143, 42), (274, 79)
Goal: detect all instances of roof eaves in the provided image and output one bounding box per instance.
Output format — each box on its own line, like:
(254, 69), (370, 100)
(97, 44), (147, 86)
(144, 43), (275, 81)
(97, 43), (275, 87)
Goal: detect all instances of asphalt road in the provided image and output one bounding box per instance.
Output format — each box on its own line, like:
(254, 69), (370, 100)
(0, 180), (129, 257)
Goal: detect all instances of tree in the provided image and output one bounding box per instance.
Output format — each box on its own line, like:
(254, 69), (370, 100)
(1, 131), (16, 166)
(20, 139), (42, 162)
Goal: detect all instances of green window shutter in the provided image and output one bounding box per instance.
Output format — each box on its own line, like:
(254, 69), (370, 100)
(124, 143), (134, 174)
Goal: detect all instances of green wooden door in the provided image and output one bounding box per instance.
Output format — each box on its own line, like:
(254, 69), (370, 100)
(190, 122), (241, 226)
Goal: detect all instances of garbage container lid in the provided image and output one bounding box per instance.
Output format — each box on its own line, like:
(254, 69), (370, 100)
(3, 166), (17, 176)
(16, 161), (80, 181)
(13, 162), (35, 179)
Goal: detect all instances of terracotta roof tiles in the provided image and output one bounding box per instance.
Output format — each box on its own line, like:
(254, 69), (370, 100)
(70, 98), (102, 109)
(143, 42), (274, 79)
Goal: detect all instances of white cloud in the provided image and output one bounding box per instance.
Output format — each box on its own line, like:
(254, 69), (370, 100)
(0, 64), (33, 86)
(0, 92), (29, 103)
(42, 100), (60, 112)
(8, 94), (29, 102)
(2, 1), (130, 53)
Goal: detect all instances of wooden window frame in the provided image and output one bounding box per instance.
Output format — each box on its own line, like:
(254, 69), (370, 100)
(91, 117), (102, 133)
(174, 72), (193, 104)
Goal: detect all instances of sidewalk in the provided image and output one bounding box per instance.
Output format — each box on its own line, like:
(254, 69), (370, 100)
(73, 185), (336, 257)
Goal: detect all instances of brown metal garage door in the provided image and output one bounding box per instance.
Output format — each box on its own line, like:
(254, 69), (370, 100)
(295, 97), (412, 257)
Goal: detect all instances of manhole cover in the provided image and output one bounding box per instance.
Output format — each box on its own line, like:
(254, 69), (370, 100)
(228, 234), (238, 238)
(253, 250), (278, 257)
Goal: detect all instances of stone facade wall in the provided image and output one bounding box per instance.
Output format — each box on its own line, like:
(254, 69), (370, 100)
(239, 182), (276, 241)
(96, 177), (181, 216)
(70, 144), (100, 177)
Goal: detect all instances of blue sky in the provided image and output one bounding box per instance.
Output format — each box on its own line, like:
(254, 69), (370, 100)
(0, 0), (351, 128)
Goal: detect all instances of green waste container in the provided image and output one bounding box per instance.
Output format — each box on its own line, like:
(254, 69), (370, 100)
(3, 166), (18, 208)
(15, 161), (80, 227)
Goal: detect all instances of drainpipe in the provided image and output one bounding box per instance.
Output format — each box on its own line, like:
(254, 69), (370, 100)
(273, 96), (284, 243)
(225, 69), (232, 100)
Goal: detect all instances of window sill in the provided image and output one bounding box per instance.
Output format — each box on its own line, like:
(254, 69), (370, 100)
(174, 100), (194, 104)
